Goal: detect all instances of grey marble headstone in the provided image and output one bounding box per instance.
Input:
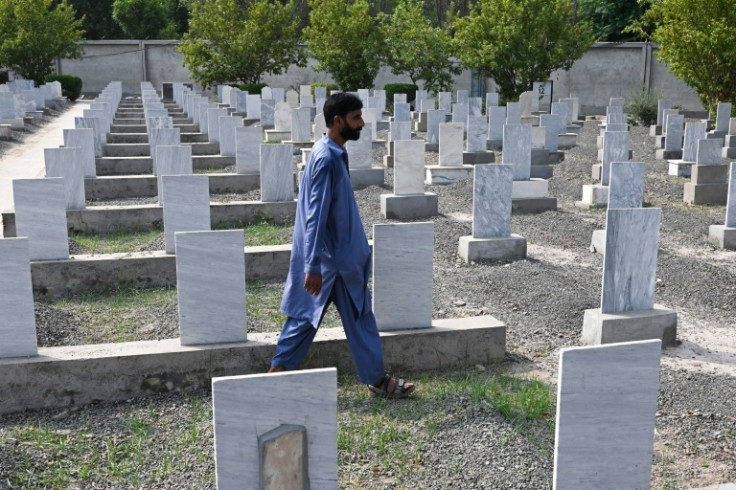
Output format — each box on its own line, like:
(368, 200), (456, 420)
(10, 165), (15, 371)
(162, 174), (210, 255)
(601, 131), (630, 186)
(456, 90), (469, 105)
(146, 116), (173, 134)
(175, 229), (246, 344)
(683, 122), (707, 162)
(661, 109), (679, 134)
(234, 90), (248, 113)
(315, 97), (326, 115)
(730, 117), (736, 135)
(260, 98), (276, 127)
(156, 145), (193, 205)
(0, 237), (38, 358)
(13, 178), (69, 260)
(0, 92), (22, 118)
(657, 99), (672, 127)
(609, 97), (625, 107)
(485, 92), (499, 110)
(488, 106), (506, 140)
(207, 108), (229, 144)
(285, 90), (299, 108)
(300, 94), (314, 109)
(664, 114), (684, 151)
(246, 94), (261, 120)
(696, 139), (723, 165)
(373, 89), (386, 113)
(74, 117), (104, 157)
(469, 97), (483, 116)
(726, 162), (736, 227)
(601, 208), (661, 313)
(539, 114), (562, 151)
(235, 126), (263, 175)
(418, 98), (435, 113)
(261, 86), (273, 100)
(362, 108), (379, 140)
(473, 164), (512, 239)
(393, 102), (410, 123)
(393, 140), (425, 195)
(314, 86), (327, 99)
(212, 368), (337, 490)
(519, 91), (533, 117)
(291, 107), (312, 142)
(221, 86), (233, 106)
(299, 85), (311, 98)
(427, 110), (444, 145)
(150, 128), (181, 174)
(218, 116), (243, 157)
(560, 98), (576, 124)
(390, 121), (411, 142)
(505, 102), (521, 125)
(715, 102), (732, 132)
(607, 112), (627, 125)
(451, 103), (468, 127)
(608, 162), (645, 209)
(438, 92), (452, 113)
(44, 147), (85, 209)
(63, 128), (96, 177)
(415, 90), (428, 105)
(271, 88), (285, 103)
(313, 113), (327, 142)
(439, 123), (464, 166)
(346, 123), (373, 169)
(502, 124), (532, 180)
(531, 126), (546, 149)
(198, 102), (213, 133)
(260, 144), (294, 202)
(357, 89), (370, 106)
(393, 93), (407, 106)
(227, 87), (241, 109)
(373, 222), (434, 330)
(466, 116), (487, 152)
(553, 340), (661, 490)
(551, 102), (570, 128)
(274, 102), (292, 132)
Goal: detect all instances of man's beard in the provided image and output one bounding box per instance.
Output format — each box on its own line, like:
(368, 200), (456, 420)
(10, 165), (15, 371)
(341, 124), (361, 141)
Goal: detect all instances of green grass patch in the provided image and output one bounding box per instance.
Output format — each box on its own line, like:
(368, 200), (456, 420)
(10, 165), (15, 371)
(70, 230), (163, 255)
(242, 222), (293, 246)
(193, 167), (229, 174)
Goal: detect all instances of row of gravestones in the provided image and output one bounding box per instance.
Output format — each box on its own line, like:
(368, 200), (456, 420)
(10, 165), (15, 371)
(0, 80), (65, 132)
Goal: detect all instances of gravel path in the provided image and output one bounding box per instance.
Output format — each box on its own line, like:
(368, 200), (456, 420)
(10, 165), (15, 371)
(1, 113), (736, 489)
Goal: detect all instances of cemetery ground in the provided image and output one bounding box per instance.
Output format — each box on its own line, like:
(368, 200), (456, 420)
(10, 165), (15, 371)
(1, 110), (735, 489)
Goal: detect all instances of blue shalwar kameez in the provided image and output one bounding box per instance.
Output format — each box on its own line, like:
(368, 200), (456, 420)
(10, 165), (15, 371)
(272, 135), (384, 384)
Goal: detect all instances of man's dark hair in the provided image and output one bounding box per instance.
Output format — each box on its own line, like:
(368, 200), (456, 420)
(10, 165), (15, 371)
(323, 92), (363, 128)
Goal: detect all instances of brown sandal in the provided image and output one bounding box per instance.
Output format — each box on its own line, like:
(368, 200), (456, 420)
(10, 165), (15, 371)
(368, 373), (415, 399)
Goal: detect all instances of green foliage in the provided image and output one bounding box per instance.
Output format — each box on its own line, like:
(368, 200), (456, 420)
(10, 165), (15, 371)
(625, 89), (659, 126)
(45, 74), (83, 101)
(451, 0), (595, 102)
(576, 0), (647, 41)
(304, 0), (385, 91)
(0, 70), (8, 84)
(112, 0), (168, 40)
(238, 83), (268, 95)
(643, 0), (736, 115)
(179, 0), (305, 89)
(382, 0), (459, 94)
(0, 0), (85, 85)
(384, 83), (418, 105)
(66, 0), (124, 40)
(310, 82), (339, 95)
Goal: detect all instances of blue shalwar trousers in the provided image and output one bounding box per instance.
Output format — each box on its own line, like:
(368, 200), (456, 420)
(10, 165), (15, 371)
(271, 276), (384, 385)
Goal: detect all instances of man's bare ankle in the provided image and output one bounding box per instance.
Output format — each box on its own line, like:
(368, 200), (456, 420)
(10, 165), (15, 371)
(268, 365), (287, 373)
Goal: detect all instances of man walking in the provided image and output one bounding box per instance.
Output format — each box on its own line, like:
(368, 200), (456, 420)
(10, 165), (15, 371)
(269, 93), (415, 399)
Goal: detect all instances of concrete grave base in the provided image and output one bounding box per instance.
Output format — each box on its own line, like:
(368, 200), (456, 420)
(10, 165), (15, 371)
(96, 155), (234, 176)
(596, 149), (633, 161)
(708, 225), (736, 249)
(383, 154), (394, 168)
(667, 161), (693, 177)
(575, 184), (609, 209)
(380, 192), (438, 219)
(723, 147), (736, 159)
(649, 124), (662, 136)
(530, 165), (553, 179)
(425, 165), (474, 185)
(656, 148), (683, 160)
(349, 167), (384, 188)
(282, 141), (313, 154)
(706, 131), (727, 141)
(531, 148), (563, 166)
(0, 124), (12, 137)
(590, 229), (606, 254)
(558, 133), (577, 149)
(264, 129), (290, 142)
(84, 173), (260, 200)
(424, 143), (439, 152)
(688, 484), (736, 490)
(511, 197), (557, 214)
(521, 115), (539, 126)
(0, 117), (24, 129)
(462, 151), (495, 164)
(512, 179), (548, 199)
(582, 305), (677, 347)
(0, 315), (506, 415)
(591, 163), (602, 181)
(486, 139), (502, 151)
(458, 234), (527, 263)
(683, 183), (728, 205)
(654, 135), (665, 149)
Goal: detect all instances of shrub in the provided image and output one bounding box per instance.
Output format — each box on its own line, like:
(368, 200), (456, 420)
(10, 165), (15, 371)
(0, 70), (8, 84)
(45, 74), (83, 101)
(625, 89), (659, 126)
(310, 82), (339, 95)
(384, 83), (418, 106)
(238, 83), (268, 95)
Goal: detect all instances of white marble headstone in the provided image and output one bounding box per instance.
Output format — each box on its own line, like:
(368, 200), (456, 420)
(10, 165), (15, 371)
(175, 229), (246, 345)
(63, 128), (96, 177)
(502, 124), (532, 180)
(207, 108), (229, 144)
(485, 92), (499, 110)
(393, 93), (407, 106)
(456, 90), (469, 105)
(260, 98), (275, 127)
(427, 110), (444, 145)
(661, 109), (678, 134)
(74, 117), (104, 157)
(13, 178), (69, 260)
(261, 86), (273, 100)
(438, 92), (452, 113)
(150, 128), (181, 174)
(0, 237), (38, 358)
(418, 98), (435, 113)
(657, 99), (672, 127)
(726, 162), (736, 227)
(539, 114), (562, 152)
(601, 131), (630, 186)
(274, 101), (292, 131)
(212, 368), (337, 490)
(488, 106), (506, 141)
(235, 126), (263, 175)
(473, 164), (512, 239)
(346, 123), (373, 170)
(466, 116), (487, 152)
(390, 121), (411, 142)
(608, 162), (645, 209)
(246, 94), (261, 120)
(664, 114), (684, 151)
(313, 113), (327, 142)
(219, 116), (243, 157)
(271, 88), (285, 103)
(602, 208), (661, 313)
(451, 103), (468, 127)
(393, 140), (426, 195)
(469, 97), (483, 117)
(715, 102), (732, 132)
(260, 144), (294, 202)
(44, 147), (85, 209)
(162, 174), (210, 255)
(156, 145), (194, 205)
(553, 340), (661, 490)
(393, 102), (410, 123)
(373, 89), (386, 113)
(362, 108), (379, 140)
(285, 90), (299, 108)
(682, 122), (707, 162)
(439, 123), (464, 166)
(696, 139), (723, 165)
(373, 222), (434, 330)
(233, 89), (248, 114)
(299, 94), (314, 109)
(291, 107), (312, 143)
(505, 102), (521, 125)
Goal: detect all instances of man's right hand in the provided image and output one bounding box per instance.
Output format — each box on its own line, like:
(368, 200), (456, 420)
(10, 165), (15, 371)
(304, 273), (322, 296)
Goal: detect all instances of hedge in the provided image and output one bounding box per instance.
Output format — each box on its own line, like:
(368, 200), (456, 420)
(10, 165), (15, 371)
(45, 74), (83, 101)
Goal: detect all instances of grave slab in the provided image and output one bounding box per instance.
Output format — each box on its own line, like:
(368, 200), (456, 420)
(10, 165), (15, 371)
(162, 174), (210, 254)
(13, 179), (69, 260)
(44, 147), (85, 209)
(0, 237), (38, 358)
(260, 144), (295, 202)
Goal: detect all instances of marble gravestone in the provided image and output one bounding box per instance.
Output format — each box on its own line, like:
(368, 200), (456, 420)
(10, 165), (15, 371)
(63, 128), (96, 177)
(505, 102), (521, 126)
(683, 122), (707, 162)
(12, 178), (69, 260)
(696, 139), (723, 165)
(466, 116), (487, 153)
(372, 222), (434, 330)
(708, 162), (736, 249)
(271, 88), (285, 103)
(236, 127), (263, 175)
(469, 97), (483, 117)
(438, 92), (452, 113)
(456, 90), (469, 105)
(260, 144), (294, 202)
(156, 145), (194, 205)
(74, 117), (105, 158)
(346, 123), (373, 169)
(539, 114), (563, 152)
(656, 99), (672, 127)
(44, 147), (85, 209)
(393, 103), (411, 123)
(426, 110), (444, 146)
(285, 90), (299, 108)
(715, 102), (732, 133)
(149, 128), (181, 175)
(487, 106), (506, 149)
(451, 103), (469, 127)
(362, 108), (380, 140)
(485, 92), (499, 110)
(175, 229), (246, 345)
(274, 102), (292, 132)
(664, 114), (684, 151)
(218, 116), (243, 157)
(313, 113), (327, 142)
(725, 163), (735, 228)
(161, 174), (211, 255)
(553, 340), (661, 490)
(601, 131), (630, 186)
(246, 94), (261, 120)
(260, 98), (276, 128)
(390, 121), (411, 142)
(207, 108), (229, 144)
(212, 368), (337, 490)
(502, 124), (532, 181)
(382, 140), (438, 219)
(0, 237), (38, 358)
(439, 123), (464, 166)
(290, 107), (312, 143)
(418, 98), (435, 113)
(393, 93), (407, 106)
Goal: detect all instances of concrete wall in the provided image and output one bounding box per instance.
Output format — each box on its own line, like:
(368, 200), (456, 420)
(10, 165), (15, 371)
(58, 40), (704, 113)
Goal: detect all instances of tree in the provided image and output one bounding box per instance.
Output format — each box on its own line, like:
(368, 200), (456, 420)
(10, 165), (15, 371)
(304, 0), (385, 91)
(0, 0), (85, 84)
(641, 0), (736, 115)
(112, 0), (168, 40)
(383, 0), (460, 94)
(576, 0), (647, 41)
(451, 0), (595, 102)
(178, 0), (305, 88)
(64, 0), (125, 40)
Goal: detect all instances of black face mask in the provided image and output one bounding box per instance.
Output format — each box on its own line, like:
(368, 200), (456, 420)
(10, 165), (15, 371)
(340, 119), (362, 141)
